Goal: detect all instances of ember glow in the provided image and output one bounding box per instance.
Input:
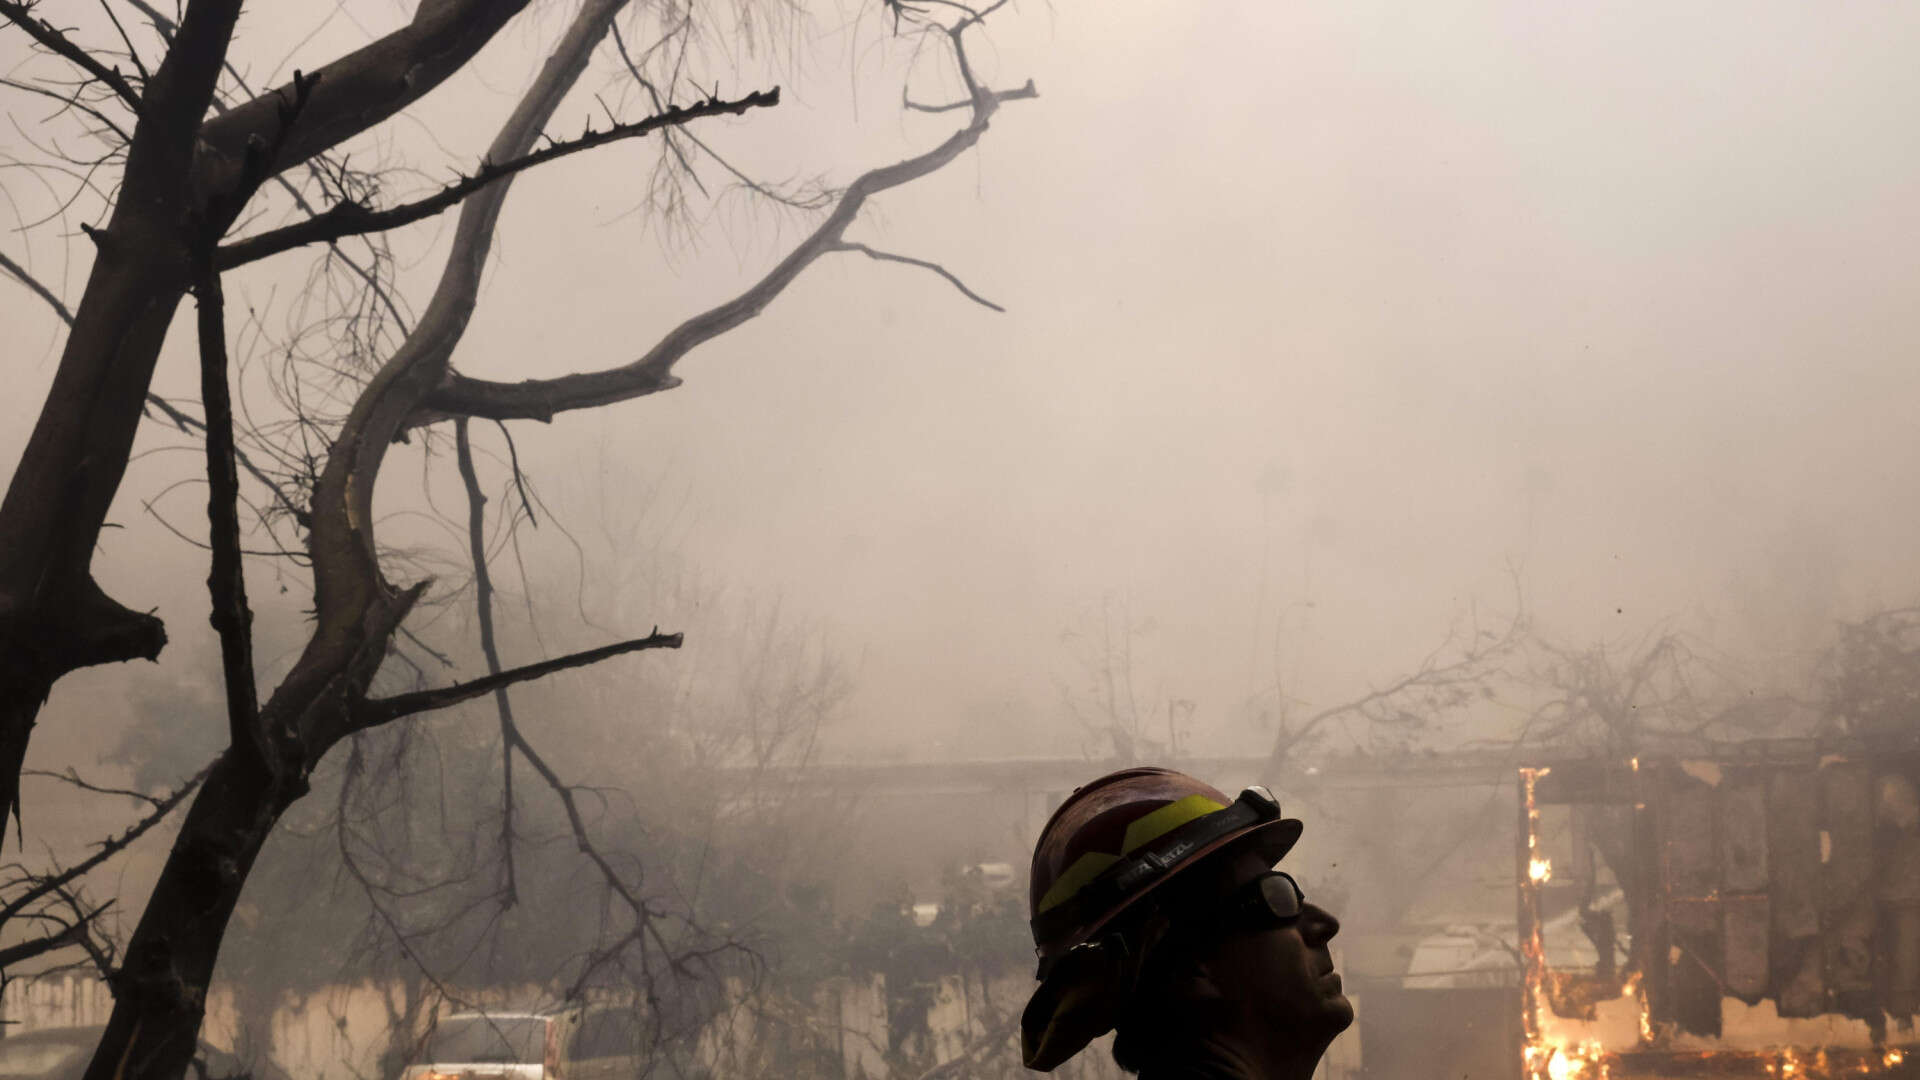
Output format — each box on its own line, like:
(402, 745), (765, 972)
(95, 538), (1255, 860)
(1516, 762), (1916, 1080)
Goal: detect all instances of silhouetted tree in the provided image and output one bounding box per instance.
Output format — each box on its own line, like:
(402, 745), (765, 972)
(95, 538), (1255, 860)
(0, 0), (1036, 1076)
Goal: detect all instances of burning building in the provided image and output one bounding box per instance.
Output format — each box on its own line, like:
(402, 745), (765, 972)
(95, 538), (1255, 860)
(1518, 737), (1920, 1080)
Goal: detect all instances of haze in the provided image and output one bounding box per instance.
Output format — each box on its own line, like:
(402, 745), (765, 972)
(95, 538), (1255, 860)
(6, 0), (1919, 763)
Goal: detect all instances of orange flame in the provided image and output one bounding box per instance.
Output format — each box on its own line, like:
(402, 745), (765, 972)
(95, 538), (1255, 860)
(1514, 767), (1913, 1080)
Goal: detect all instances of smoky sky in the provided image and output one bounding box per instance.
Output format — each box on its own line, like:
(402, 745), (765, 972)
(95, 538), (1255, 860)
(7, 0), (1920, 766)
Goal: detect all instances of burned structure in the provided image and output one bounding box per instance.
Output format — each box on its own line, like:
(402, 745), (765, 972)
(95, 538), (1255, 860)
(1520, 737), (1920, 1080)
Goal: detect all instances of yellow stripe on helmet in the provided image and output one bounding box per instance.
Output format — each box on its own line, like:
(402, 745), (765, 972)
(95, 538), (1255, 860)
(1035, 852), (1118, 915)
(1034, 793), (1228, 916)
(1121, 793), (1226, 855)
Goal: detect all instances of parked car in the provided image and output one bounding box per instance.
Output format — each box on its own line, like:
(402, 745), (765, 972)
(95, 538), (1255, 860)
(400, 1006), (643, 1080)
(0, 1025), (281, 1080)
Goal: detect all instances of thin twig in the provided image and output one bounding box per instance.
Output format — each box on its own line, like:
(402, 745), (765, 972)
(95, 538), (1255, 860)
(22, 767), (165, 810)
(829, 241), (1004, 311)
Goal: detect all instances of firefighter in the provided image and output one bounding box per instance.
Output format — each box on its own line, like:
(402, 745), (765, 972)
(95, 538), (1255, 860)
(1022, 767), (1351, 1078)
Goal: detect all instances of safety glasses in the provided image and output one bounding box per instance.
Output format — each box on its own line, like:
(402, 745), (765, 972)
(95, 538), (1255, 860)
(1229, 870), (1306, 927)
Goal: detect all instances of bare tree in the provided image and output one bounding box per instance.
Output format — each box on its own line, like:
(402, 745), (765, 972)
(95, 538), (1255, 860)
(1819, 604), (1920, 739)
(1258, 593), (1528, 774)
(0, 0), (1036, 1076)
(1517, 626), (1789, 755)
(1056, 596), (1194, 764)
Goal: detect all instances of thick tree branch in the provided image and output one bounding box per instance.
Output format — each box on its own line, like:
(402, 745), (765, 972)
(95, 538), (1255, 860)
(216, 88), (779, 270)
(193, 0), (538, 197)
(412, 18), (1034, 426)
(0, 1), (142, 111)
(122, 0), (417, 337)
(294, 0), (637, 701)
(191, 250), (261, 759)
(361, 631), (682, 725)
(829, 241), (1004, 312)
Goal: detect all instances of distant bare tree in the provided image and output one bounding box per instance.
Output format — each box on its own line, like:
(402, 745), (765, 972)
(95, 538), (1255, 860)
(1517, 625), (1794, 756)
(1259, 594), (1528, 774)
(0, 0), (1036, 1076)
(1056, 597), (1195, 764)
(1820, 605), (1920, 739)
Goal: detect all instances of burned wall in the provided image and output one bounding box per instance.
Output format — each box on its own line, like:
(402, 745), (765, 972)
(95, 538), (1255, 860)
(1534, 744), (1920, 1041)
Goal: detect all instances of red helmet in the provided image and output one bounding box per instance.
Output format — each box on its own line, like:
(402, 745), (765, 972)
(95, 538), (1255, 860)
(1021, 766), (1302, 1069)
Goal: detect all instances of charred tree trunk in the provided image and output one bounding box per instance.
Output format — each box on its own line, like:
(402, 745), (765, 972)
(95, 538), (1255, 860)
(81, 749), (301, 1080)
(0, 0), (230, 826)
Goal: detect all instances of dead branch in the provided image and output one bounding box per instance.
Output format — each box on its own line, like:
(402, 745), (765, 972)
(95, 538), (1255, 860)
(363, 632), (683, 726)
(1266, 597), (1528, 772)
(21, 766), (165, 810)
(828, 241), (1004, 311)
(0, 1), (142, 111)
(123, 0), (417, 339)
(453, 420), (518, 906)
(192, 248), (261, 759)
(216, 88), (781, 270)
(412, 13), (1035, 426)
(193, 0), (538, 196)
(294, 0), (652, 691)
(97, 1), (151, 90)
(0, 898), (110, 970)
(0, 759), (210, 928)
(450, 419), (745, 1005)
(905, 76), (1035, 114)
(0, 248), (74, 324)
(0, 71), (134, 142)
(0, 0), (537, 778)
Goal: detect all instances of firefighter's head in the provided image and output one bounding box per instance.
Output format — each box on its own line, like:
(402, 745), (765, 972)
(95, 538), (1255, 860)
(1021, 767), (1350, 1075)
